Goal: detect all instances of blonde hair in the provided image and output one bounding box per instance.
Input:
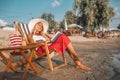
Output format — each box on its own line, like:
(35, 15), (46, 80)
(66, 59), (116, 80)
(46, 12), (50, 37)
(32, 22), (44, 35)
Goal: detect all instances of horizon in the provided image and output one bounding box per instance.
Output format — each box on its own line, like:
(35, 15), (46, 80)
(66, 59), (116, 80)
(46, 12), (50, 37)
(0, 0), (120, 29)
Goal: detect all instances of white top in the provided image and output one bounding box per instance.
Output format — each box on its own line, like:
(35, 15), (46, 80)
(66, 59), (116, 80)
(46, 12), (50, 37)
(33, 35), (46, 42)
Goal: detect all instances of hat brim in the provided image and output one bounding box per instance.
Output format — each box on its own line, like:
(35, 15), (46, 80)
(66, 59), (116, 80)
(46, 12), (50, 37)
(28, 18), (48, 33)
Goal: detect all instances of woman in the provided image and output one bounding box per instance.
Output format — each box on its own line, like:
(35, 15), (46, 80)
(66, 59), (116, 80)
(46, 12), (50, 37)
(28, 18), (91, 72)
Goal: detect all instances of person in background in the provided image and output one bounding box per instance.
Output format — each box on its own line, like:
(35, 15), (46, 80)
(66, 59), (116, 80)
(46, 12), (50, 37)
(97, 28), (110, 39)
(28, 18), (91, 72)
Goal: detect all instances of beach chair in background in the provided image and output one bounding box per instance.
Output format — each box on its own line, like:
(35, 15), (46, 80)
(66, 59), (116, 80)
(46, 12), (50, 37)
(13, 21), (67, 77)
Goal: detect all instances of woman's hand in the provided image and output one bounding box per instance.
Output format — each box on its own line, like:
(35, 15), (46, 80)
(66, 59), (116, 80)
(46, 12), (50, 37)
(45, 39), (52, 45)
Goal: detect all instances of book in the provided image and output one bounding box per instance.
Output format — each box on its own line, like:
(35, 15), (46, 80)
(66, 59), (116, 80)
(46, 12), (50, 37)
(51, 31), (62, 43)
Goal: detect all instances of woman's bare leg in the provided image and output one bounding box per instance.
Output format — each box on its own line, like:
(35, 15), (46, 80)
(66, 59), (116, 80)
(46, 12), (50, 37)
(66, 43), (91, 71)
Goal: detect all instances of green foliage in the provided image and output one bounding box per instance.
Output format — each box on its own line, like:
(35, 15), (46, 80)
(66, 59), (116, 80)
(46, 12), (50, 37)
(40, 13), (57, 30)
(59, 10), (77, 31)
(65, 10), (77, 25)
(117, 24), (120, 29)
(74, 0), (115, 33)
(59, 20), (65, 30)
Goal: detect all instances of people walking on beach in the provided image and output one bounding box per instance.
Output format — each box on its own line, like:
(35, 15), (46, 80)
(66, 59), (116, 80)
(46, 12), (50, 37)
(28, 18), (91, 71)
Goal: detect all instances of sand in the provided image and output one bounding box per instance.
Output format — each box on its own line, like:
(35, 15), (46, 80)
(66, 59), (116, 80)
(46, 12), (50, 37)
(0, 29), (120, 80)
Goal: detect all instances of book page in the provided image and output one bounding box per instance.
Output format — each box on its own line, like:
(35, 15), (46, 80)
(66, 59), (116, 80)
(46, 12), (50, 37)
(51, 31), (62, 42)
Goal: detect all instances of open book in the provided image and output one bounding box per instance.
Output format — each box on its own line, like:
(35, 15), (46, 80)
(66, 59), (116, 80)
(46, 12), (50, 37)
(51, 31), (62, 43)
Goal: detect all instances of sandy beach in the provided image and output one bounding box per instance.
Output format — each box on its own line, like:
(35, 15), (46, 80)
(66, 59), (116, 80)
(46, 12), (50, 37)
(0, 29), (120, 80)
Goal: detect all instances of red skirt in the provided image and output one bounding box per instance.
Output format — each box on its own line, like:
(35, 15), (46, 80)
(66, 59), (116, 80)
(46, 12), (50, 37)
(37, 33), (71, 55)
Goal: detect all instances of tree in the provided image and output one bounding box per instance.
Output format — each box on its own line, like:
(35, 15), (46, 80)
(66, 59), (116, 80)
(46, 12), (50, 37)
(65, 10), (77, 25)
(74, 0), (115, 35)
(73, 0), (80, 16)
(59, 20), (65, 30)
(40, 13), (57, 31)
(117, 24), (120, 29)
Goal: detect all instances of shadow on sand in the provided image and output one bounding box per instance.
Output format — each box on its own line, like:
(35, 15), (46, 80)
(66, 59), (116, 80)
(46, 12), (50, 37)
(0, 72), (47, 80)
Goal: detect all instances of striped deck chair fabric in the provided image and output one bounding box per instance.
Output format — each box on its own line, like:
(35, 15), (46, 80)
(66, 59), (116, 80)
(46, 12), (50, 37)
(16, 22), (34, 44)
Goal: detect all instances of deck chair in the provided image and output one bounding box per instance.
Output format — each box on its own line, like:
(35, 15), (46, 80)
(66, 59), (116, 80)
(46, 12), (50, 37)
(0, 23), (46, 80)
(0, 40), (40, 80)
(13, 21), (67, 70)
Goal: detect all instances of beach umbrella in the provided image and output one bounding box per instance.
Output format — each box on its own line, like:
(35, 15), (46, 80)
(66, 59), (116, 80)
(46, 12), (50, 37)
(68, 24), (83, 29)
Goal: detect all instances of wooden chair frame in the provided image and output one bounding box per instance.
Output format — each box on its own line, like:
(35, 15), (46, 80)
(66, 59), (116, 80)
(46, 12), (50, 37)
(0, 21), (67, 80)
(0, 44), (41, 80)
(14, 21), (67, 70)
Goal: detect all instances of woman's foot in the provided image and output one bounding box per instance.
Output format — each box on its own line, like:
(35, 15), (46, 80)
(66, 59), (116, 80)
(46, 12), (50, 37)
(76, 64), (91, 72)
(75, 61), (91, 72)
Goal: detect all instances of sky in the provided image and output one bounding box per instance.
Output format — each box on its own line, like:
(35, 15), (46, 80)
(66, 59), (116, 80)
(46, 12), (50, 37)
(110, 0), (120, 28)
(0, 0), (120, 29)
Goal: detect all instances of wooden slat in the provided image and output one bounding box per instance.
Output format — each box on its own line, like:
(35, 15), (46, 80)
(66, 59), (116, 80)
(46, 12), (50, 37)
(0, 52), (17, 72)
(13, 21), (24, 37)
(44, 41), (53, 71)
(21, 50), (39, 74)
(0, 42), (44, 51)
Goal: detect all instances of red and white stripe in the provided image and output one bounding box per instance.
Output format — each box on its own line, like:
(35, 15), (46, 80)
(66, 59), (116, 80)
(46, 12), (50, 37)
(9, 34), (22, 47)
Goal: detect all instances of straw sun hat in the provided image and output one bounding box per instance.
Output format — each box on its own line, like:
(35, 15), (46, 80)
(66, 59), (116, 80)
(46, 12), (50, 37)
(28, 18), (49, 33)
